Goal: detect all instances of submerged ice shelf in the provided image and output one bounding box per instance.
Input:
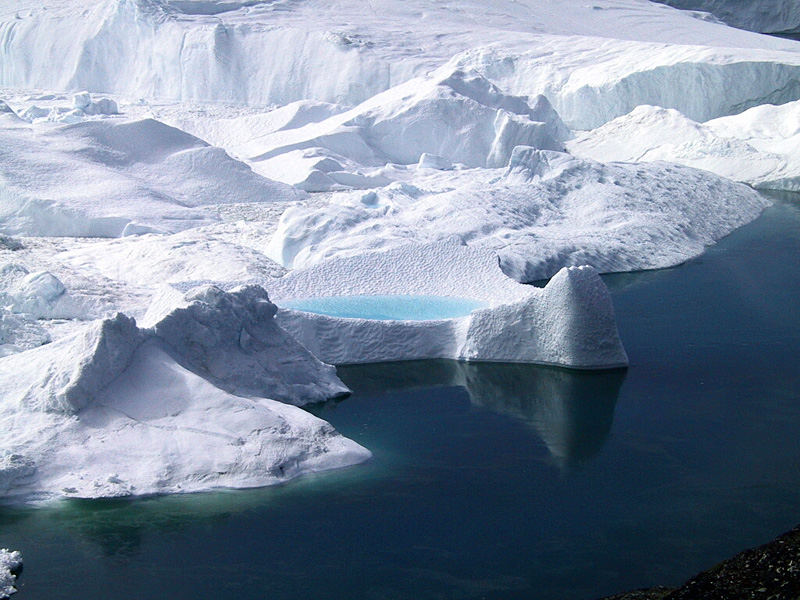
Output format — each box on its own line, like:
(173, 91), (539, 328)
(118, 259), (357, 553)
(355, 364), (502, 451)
(281, 295), (487, 321)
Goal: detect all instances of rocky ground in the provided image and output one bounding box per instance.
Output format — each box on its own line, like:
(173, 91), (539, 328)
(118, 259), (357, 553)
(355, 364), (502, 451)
(600, 525), (800, 599)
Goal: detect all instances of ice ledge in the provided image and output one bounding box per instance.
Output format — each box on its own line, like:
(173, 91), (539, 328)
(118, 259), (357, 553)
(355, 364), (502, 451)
(269, 241), (628, 369)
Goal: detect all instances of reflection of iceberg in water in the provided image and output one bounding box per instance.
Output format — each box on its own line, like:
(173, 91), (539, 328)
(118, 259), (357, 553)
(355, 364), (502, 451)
(338, 360), (625, 469)
(459, 363), (625, 469)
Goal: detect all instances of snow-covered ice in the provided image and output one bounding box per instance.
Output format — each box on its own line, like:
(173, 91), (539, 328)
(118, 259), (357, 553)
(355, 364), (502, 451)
(0, 549), (21, 599)
(0, 111), (304, 237)
(0, 286), (366, 502)
(0, 0), (797, 500)
(270, 241), (628, 368)
(269, 146), (768, 282)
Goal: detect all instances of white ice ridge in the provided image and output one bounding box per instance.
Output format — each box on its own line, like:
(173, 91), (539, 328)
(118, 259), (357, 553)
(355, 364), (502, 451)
(4, 1), (800, 139)
(568, 102), (800, 191)
(268, 240), (628, 369)
(652, 0), (800, 34)
(0, 549), (21, 599)
(231, 69), (569, 174)
(0, 286), (367, 502)
(268, 146), (769, 282)
(0, 109), (304, 237)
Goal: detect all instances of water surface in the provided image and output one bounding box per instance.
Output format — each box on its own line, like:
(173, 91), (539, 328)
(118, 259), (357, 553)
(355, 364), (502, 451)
(282, 294), (486, 321)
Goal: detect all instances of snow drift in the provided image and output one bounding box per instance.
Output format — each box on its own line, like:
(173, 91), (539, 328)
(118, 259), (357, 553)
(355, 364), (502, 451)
(568, 102), (800, 191)
(0, 286), (366, 502)
(0, 113), (304, 237)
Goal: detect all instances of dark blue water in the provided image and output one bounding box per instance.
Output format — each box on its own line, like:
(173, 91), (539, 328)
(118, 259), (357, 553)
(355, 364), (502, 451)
(3, 192), (799, 599)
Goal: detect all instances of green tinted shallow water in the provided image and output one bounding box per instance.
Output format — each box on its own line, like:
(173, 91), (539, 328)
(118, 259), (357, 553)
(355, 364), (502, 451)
(3, 192), (800, 600)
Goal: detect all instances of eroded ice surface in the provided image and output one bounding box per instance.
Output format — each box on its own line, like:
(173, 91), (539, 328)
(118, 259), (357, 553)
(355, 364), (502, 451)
(0, 549), (21, 599)
(282, 295), (487, 322)
(269, 147), (768, 282)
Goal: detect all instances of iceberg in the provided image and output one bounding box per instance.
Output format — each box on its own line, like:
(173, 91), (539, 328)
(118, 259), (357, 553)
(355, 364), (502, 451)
(269, 241), (628, 369)
(0, 287), (367, 502)
(268, 146), (768, 282)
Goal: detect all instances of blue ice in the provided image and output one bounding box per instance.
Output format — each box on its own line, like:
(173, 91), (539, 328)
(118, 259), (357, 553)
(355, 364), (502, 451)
(282, 295), (487, 321)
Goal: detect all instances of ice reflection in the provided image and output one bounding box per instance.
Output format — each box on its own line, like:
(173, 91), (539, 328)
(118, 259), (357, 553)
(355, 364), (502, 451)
(337, 360), (626, 469)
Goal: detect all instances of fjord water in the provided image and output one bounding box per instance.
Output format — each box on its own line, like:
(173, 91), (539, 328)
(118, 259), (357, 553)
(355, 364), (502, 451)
(3, 193), (799, 600)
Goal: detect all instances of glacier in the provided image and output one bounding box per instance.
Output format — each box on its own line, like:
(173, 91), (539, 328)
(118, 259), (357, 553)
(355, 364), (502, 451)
(0, 0), (798, 502)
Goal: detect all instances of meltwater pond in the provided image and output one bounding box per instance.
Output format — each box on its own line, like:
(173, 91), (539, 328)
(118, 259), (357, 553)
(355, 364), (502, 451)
(2, 192), (800, 600)
(281, 294), (486, 320)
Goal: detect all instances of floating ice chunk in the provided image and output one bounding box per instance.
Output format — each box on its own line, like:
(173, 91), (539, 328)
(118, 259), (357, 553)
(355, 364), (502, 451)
(417, 153), (452, 170)
(83, 97), (118, 115)
(0, 287), (365, 502)
(8, 271), (65, 315)
(244, 68), (570, 173)
(0, 309), (51, 357)
(0, 549), (22, 599)
(72, 91), (91, 109)
(149, 284), (350, 405)
(270, 241), (627, 368)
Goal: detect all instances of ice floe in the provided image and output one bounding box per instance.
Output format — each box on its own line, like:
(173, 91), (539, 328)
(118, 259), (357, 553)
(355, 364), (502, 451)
(269, 240), (628, 369)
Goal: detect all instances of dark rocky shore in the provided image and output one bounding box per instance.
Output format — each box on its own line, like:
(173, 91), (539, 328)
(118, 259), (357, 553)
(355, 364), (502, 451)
(599, 525), (800, 600)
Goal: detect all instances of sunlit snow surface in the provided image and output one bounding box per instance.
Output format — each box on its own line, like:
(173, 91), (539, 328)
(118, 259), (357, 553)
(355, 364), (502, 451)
(282, 295), (487, 321)
(1, 0), (800, 501)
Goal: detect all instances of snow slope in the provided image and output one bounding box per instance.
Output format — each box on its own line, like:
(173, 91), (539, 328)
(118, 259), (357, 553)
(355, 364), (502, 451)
(0, 287), (366, 502)
(0, 110), (304, 237)
(269, 146), (767, 282)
